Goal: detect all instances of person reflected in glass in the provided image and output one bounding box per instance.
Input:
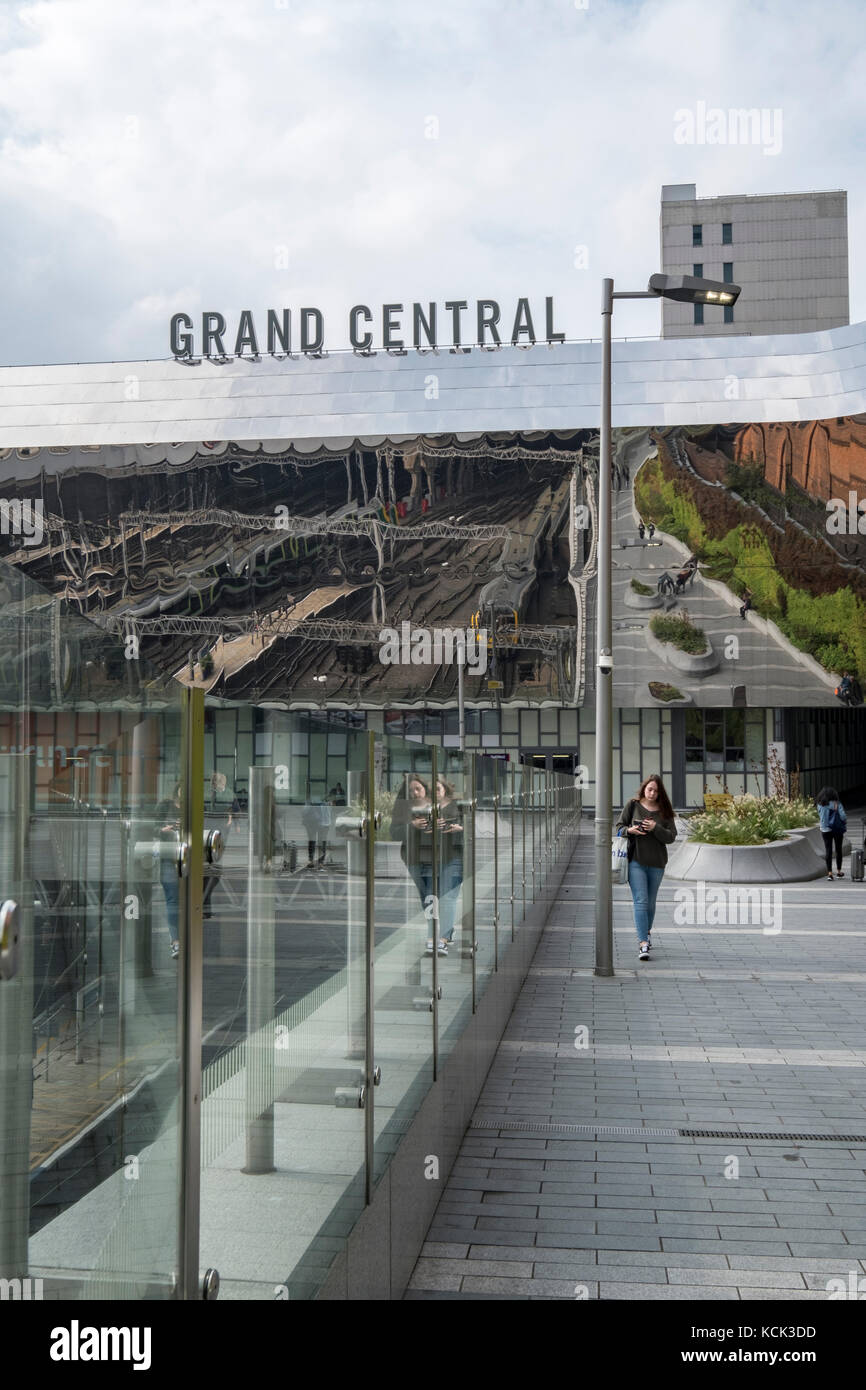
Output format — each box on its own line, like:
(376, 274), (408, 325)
(392, 773), (435, 936)
(203, 772), (241, 917)
(434, 777), (464, 956)
(302, 792), (330, 868)
(156, 781), (182, 959)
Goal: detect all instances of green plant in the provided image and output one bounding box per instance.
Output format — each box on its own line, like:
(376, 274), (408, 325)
(349, 785), (399, 839)
(630, 578), (654, 596)
(636, 443), (866, 684)
(648, 681), (684, 702)
(649, 610), (708, 656)
(687, 794), (817, 845)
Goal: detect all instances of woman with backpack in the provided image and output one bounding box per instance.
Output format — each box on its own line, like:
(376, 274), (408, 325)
(817, 787), (847, 880)
(615, 775), (677, 962)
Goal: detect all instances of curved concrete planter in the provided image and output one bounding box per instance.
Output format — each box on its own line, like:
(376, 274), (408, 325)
(788, 824), (851, 860)
(624, 588), (663, 611)
(667, 833), (825, 883)
(648, 688), (692, 707)
(646, 626), (720, 676)
(373, 840), (406, 877)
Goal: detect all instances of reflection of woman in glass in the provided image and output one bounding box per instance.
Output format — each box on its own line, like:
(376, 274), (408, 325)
(392, 773), (435, 931)
(435, 778), (464, 953)
(155, 782), (182, 959)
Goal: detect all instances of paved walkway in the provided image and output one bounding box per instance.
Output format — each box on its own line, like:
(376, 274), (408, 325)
(405, 833), (866, 1300)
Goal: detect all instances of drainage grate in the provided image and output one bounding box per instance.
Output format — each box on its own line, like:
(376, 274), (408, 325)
(470, 1119), (866, 1143)
(679, 1129), (866, 1142)
(471, 1119), (678, 1137)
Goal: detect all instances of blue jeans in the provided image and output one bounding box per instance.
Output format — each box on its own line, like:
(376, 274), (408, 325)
(437, 857), (463, 942)
(627, 860), (664, 944)
(409, 858), (463, 941)
(160, 861), (180, 945)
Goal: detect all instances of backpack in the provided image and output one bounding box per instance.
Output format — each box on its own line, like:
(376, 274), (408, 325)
(828, 801), (845, 833)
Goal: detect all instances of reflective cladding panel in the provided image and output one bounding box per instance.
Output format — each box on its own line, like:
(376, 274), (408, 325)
(196, 706), (368, 1300)
(373, 738), (436, 1184)
(0, 558), (184, 1299)
(0, 413), (863, 722)
(3, 321), (866, 445)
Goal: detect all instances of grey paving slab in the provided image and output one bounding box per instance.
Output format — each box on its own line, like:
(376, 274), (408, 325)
(667, 1268), (806, 1288)
(460, 1275), (577, 1296)
(405, 837), (866, 1300)
(407, 1270), (463, 1292)
(599, 1283), (740, 1300)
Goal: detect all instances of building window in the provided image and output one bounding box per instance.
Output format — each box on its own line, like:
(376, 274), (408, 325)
(723, 262), (733, 283)
(692, 224), (702, 246)
(693, 263), (703, 278)
(694, 303), (704, 326)
(724, 305), (734, 324)
(722, 222), (733, 244)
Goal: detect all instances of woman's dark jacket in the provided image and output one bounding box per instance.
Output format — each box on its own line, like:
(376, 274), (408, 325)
(615, 799), (677, 868)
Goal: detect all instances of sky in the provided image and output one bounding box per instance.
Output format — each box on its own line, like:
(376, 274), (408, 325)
(0, 0), (863, 365)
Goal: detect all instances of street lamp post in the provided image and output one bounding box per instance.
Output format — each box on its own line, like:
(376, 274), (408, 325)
(594, 272), (741, 978)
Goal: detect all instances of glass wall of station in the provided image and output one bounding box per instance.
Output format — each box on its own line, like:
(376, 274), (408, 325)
(0, 559), (185, 1299)
(0, 561), (579, 1301)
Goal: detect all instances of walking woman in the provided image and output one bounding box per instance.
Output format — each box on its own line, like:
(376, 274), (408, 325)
(155, 782), (182, 959)
(616, 774), (677, 962)
(817, 787), (847, 880)
(392, 773), (436, 930)
(433, 776), (464, 954)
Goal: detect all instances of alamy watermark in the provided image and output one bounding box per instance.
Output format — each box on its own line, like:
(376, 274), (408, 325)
(674, 101), (783, 156)
(0, 498), (44, 546)
(378, 621), (488, 676)
(673, 880), (782, 934)
(826, 493), (866, 535)
(826, 1270), (866, 1299)
(0, 1277), (43, 1300)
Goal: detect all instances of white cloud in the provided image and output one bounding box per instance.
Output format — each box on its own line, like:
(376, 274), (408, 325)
(0, 0), (863, 364)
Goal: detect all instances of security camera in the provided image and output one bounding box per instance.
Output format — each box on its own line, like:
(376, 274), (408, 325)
(598, 650), (613, 676)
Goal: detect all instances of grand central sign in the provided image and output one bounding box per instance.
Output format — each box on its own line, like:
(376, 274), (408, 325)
(169, 297), (566, 357)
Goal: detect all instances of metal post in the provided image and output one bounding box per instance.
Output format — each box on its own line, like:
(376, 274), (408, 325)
(521, 766), (527, 922)
(345, 768), (366, 1059)
(0, 728), (34, 1281)
(493, 760), (499, 970)
(595, 277), (615, 977)
(179, 687), (206, 1297)
(509, 764), (515, 940)
(431, 746), (439, 1079)
(243, 764), (276, 1177)
(546, 768), (552, 874)
(364, 732), (375, 1203)
(457, 637), (465, 753)
(530, 768), (536, 903)
(469, 755), (477, 1010)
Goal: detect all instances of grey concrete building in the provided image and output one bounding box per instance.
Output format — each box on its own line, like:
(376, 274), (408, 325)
(659, 184), (849, 338)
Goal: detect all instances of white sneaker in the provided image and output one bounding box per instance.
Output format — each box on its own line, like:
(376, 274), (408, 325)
(638, 943), (649, 961)
(170, 941), (180, 959)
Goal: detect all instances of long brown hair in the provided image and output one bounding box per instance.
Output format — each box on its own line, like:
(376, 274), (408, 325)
(636, 774), (674, 821)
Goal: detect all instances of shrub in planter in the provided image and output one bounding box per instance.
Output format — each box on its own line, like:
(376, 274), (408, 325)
(630, 578), (654, 596)
(687, 794), (817, 845)
(349, 786), (398, 840)
(649, 610), (708, 656)
(648, 681), (685, 702)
